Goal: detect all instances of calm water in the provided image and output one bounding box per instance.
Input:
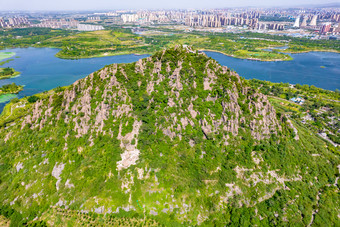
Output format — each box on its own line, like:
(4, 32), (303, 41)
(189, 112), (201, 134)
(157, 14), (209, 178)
(0, 48), (148, 111)
(205, 51), (340, 91)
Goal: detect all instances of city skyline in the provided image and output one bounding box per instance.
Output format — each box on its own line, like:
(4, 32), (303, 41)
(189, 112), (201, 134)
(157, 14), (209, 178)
(1, 0), (340, 11)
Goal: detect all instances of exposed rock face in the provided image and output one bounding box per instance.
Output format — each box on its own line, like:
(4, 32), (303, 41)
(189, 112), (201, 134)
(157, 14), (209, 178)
(287, 118), (299, 140)
(15, 162), (23, 172)
(248, 92), (281, 140)
(117, 120), (142, 171)
(52, 163), (65, 191)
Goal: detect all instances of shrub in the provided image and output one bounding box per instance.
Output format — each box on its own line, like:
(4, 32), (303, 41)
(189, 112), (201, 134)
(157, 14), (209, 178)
(27, 95), (39, 103)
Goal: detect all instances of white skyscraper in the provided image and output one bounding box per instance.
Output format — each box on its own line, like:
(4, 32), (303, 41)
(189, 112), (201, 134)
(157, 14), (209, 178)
(309, 15), (318, 26)
(301, 16), (308, 27)
(293, 15), (301, 28)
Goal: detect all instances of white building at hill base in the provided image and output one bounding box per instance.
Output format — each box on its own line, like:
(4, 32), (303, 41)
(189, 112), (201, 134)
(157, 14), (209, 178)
(77, 24), (104, 31)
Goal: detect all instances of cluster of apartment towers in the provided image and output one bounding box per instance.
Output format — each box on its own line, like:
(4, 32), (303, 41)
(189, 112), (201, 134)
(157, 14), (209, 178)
(293, 15), (318, 27)
(185, 13), (260, 29)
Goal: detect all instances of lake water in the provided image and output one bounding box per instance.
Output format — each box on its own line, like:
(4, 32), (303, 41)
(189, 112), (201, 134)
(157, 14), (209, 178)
(0, 47), (339, 113)
(205, 51), (340, 91)
(0, 47), (148, 112)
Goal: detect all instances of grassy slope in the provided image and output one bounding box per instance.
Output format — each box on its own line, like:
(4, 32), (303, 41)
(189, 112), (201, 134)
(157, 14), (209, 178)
(250, 79), (340, 145)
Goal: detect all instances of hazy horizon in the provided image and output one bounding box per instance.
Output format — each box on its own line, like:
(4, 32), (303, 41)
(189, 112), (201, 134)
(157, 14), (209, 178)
(0, 0), (339, 11)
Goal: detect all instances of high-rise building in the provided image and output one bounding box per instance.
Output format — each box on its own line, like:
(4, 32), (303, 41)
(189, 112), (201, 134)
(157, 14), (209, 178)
(309, 15), (318, 26)
(293, 15), (300, 28)
(301, 16), (308, 27)
(320, 23), (332, 34)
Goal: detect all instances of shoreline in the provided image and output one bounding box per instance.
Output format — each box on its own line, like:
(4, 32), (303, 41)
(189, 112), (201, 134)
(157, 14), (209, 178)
(281, 49), (340, 54)
(55, 51), (150, 60)
(200, 49), (293, 62)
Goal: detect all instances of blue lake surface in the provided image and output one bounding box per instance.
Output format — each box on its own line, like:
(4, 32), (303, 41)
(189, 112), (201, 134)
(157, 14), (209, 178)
(0, 47), (339, 113)
(205, 51), (340, 91)
(0, 47), (148, 111)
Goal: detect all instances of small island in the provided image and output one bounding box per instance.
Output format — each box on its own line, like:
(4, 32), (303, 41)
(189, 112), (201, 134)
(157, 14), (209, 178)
(0, 83), (24, 95)
(0, 67), (21, 79)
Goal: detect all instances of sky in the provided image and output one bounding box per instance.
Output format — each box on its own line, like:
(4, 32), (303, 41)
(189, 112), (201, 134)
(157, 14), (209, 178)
(0, 0), (339, 11)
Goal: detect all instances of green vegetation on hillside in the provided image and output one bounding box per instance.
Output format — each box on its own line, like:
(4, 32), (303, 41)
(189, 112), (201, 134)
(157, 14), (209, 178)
(0, 46), (339, 226)
(249, 79), (340, 146)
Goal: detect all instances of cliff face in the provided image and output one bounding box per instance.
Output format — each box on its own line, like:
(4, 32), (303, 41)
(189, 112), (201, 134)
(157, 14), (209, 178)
(0, 46), (339, 225)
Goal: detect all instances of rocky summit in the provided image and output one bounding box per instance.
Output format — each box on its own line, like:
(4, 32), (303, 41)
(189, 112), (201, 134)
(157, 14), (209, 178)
(0, 46), (339, 226)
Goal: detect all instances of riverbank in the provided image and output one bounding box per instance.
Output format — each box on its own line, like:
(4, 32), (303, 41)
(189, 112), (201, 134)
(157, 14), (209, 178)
(281, 48), (340, 54)
(200, 49), (293, 61)
(54, 49), (150, 59)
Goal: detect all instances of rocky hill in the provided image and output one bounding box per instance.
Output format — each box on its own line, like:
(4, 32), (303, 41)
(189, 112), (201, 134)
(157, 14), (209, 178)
(0, 46), (339, 226)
